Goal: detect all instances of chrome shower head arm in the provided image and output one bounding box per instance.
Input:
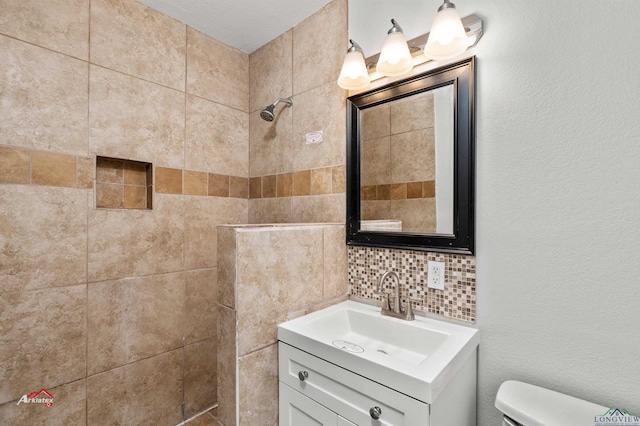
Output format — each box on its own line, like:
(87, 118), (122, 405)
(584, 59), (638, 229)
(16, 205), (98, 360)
(272, 97), (293, 108)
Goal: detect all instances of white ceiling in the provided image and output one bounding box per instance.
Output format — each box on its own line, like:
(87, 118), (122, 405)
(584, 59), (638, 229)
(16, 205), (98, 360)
(137, 0), (334, 54)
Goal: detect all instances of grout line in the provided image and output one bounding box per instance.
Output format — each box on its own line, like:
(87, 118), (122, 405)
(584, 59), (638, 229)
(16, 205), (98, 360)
(85, 5), (91, 418)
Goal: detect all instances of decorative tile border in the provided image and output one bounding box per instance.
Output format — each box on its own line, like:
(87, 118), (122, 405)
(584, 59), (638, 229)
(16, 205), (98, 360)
(0, 146), (93, 189)
(348, 246), (476, 323)
(362, 180), (435, 200)
(249, 165), (345, 199)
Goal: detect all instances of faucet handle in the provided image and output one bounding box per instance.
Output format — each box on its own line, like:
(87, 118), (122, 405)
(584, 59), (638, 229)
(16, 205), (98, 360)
(405, 298), (422, 320)
(374, 290), (392, 311)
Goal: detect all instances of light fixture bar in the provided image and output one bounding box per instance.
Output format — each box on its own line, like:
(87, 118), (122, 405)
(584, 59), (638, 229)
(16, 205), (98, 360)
(363, 13), (483, 77)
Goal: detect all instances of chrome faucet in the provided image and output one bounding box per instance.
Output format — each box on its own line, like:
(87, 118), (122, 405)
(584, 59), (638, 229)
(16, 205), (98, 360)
(376, 270), (416, 321)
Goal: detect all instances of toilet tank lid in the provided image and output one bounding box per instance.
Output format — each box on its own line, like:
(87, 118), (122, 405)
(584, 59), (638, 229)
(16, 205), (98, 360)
(495, 380), (609, 426)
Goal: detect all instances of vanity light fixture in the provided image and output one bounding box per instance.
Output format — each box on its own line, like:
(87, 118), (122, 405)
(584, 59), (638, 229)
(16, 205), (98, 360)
(376, 19), (413, 77)
(337, 39), (371, 90)
(337, 3), (484, 91)
(423, 0), (469, 60)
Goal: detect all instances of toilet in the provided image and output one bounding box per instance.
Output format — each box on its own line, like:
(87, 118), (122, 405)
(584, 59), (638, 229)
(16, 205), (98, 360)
(495, 380), (608, 426)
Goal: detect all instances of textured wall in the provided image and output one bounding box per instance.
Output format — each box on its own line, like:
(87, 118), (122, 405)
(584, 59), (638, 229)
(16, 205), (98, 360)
(350, 0), (640, 424)
(0, 0), (249, 423)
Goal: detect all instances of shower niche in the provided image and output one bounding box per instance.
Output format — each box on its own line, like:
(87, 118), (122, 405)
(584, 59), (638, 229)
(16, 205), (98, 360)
(95, 156), (153, 209)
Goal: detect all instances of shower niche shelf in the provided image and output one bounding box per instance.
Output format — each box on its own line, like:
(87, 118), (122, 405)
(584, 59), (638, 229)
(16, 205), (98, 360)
(95, 156), (153, 210)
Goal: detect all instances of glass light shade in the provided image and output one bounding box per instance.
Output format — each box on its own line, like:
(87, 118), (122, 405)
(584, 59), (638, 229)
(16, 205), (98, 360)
(424, 6), (469, 60)
(376, 31), (413, 77)
(338, 50), (370, 90)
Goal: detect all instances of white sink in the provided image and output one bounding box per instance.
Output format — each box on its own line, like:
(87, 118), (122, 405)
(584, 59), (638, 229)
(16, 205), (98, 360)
(278, 300), (479, 404)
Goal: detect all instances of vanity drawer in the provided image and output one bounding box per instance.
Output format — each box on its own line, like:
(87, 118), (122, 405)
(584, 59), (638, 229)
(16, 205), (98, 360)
(278, 342), (429, 426)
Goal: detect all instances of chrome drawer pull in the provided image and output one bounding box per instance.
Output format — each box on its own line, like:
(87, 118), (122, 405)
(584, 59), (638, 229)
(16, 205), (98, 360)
(298, 371), (309, 381)
(370, 406), (382, 420)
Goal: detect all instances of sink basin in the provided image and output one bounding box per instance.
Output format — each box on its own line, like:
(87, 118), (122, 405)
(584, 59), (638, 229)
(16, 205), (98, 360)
(278, 300), (479, 404)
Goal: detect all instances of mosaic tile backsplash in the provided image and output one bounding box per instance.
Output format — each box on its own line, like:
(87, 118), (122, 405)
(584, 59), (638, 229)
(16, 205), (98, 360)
(348, 246), (476, 323)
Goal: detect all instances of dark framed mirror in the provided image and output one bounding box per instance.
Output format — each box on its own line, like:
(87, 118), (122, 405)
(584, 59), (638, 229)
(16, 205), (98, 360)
(346, 57), (475, 254)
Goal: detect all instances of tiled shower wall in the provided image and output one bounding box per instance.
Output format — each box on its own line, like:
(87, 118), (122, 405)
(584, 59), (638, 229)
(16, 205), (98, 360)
(247, 0), (348, 223)
(0, 0), (249, 423)
(216, 224), (347, 426)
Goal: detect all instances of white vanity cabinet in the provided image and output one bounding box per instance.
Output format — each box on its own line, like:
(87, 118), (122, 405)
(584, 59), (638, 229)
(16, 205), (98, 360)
(277, 301), (479, 426)
(278, 342), (430, 426)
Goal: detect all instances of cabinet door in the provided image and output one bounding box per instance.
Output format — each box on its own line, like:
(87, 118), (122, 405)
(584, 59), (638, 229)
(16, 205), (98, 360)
(279, 382), (337, 426)
(337, 416), (357, 426)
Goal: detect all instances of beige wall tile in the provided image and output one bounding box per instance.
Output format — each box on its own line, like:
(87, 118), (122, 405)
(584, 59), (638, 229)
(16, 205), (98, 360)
(216, 305), (237, 426)
(89, 65), (185, 169)
(291, 194), (345, 223)
(391, 129), (435, 182)
(208, 173), (229, 197)
(238, 344), (278, 426)
(361, 185), (376, 201)
(361, 135), (390, 187)
(311, 167), (332, 195)
(390, 90), (435, 134)
(332, 165), (346, 194)
(184, 338), (217, 417)
(217, 227), (237, 309)
(249, 108), (293, 177)
(184, 197), (248, 271)
(87, 350), (183, 425)
(185, 170), (208, 196)
(31, 151), (77, 187)
(0, 285), (86, 405)
(361, 103), (390, 141)
(0, 186), (87, 291)
(0, 379), (86, 425)
(248, 197), (293, 224)
(77, 156), (94, 189)
(90, 0), (186, 90)
(390, 183), (407, 200)
(156, 166), (183, 194)
(123, 161), (148, 185)
(407, 181), (423, 199)
(87, 272), (185, 375)
(391, 198), (436, 233)
(96, 157), (123, 183)
(249, 177), (261, 199)
(293, 169), (311, 196)
(249, 30), (292, 113)
(236, 227), (323, 355)
(186, 95), (249, 176)
(88, 193), (184, 282)
(323, 226), (348, 299)
(0, 36), (88, 155)
(377, 184), (390, 200)
(0, 0), (89, 60)
(276, 173), (293, 197)
(361, 200), (391, 221)
(187, 27), (249, 112)
(292, 0), (347, 95)
(230, 176), (249, 199)
(123, 185), (147, 209)
(96, 182), (123, 208)
(185, 268), (218, 344)
(292, 82), (346, 171)
(261, 174), (276, 198)
(0, 146), (30, 184)
(424, 180), (436, 198)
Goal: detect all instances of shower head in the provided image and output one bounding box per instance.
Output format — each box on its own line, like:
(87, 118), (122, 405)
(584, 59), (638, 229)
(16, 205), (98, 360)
(259, 97), (293, 122)
(260, 105), (275, 122)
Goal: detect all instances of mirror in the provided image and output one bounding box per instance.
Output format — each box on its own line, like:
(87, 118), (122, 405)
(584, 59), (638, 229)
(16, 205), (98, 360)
(346, 57), (475, 254)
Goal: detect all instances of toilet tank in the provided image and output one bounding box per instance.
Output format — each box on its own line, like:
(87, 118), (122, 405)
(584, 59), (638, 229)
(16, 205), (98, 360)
(495, 380), (608, 426)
